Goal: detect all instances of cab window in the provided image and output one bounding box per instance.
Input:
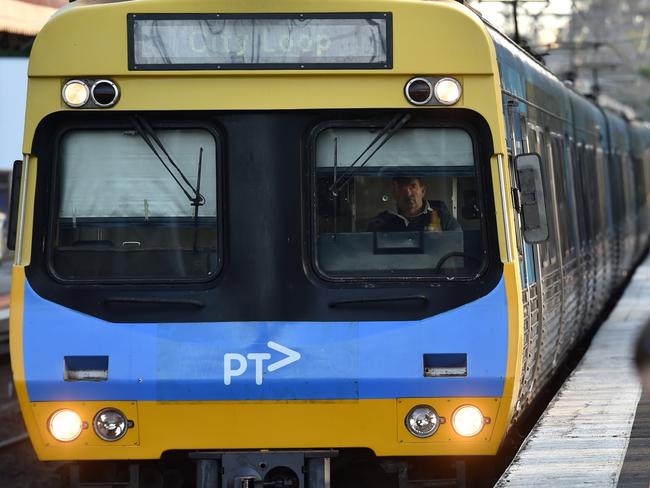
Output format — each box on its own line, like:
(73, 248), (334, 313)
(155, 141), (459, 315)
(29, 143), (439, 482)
(51, 125), (219, 282)
(312, 119), (486, 280)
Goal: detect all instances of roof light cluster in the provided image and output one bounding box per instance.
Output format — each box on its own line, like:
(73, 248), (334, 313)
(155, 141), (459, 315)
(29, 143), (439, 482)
(404, 76), (463, 106)
(62, 79), (120, 109)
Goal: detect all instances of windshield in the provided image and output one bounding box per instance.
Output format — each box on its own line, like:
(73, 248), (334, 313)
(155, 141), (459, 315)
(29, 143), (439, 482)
(313, 123), (485, 279)
(52, 126), (219, 282)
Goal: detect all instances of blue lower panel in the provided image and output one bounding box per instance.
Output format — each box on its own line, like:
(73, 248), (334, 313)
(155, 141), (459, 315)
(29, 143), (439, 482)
(23, 278), (508, 401)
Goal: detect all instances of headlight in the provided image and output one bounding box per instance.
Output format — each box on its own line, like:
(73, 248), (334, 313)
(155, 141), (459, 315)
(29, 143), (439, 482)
(452, 405), (485, 437)
(404, 77), (433, 105)
(434, 77), (462, 105)
(405, 405), (440, 438)
(48, 409), (83, 442)
(62, 80), (90, 108)
(93, 408), (129, 441)
(91, 80), (119, 108)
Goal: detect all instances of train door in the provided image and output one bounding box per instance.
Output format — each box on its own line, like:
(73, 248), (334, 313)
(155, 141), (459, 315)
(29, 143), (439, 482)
(547, 132), (572, 366)
(555, 133), (583, 356)
(526, 122), (566, 394)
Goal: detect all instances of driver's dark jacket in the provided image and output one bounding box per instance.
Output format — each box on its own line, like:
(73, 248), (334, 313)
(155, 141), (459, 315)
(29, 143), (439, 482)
(367, 200), (460, 232)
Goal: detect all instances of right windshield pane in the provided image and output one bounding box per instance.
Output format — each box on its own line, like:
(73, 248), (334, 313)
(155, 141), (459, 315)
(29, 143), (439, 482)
(314, 124), (485, 279)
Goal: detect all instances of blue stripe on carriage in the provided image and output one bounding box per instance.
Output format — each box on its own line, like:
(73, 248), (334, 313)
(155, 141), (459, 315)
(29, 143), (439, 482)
(22, 277), (508, 401)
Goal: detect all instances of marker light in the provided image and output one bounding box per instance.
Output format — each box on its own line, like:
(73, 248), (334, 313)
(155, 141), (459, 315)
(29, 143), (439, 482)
(452, 405), (485, 437)
(405, 405), (440, 438)
(62, 80), (90, 108)
(405, 77), (433, 105)
(91, 80), (119, 108)
(434, 77), (462, 105)
(48, 409), (83, 442)
(93, 408), (128, 441)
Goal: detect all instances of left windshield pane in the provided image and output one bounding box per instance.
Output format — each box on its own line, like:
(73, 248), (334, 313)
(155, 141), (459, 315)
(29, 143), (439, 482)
(52, 128), (219, 281)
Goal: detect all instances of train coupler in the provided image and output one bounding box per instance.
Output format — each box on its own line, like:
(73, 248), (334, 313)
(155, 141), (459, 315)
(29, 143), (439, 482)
(190, 450), (337, 488)
(380, 459), (466, 488)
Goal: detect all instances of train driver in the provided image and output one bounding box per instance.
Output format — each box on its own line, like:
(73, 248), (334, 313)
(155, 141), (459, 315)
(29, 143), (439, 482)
(366, 176), (460, 232)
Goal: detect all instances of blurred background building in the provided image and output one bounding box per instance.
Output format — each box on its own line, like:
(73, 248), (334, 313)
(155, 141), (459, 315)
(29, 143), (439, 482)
(0, 0), (64, 215)
(469, 0), (650, 120)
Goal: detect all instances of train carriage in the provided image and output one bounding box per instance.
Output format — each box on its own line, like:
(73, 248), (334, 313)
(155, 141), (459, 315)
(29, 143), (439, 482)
(9, 1), (650, 487)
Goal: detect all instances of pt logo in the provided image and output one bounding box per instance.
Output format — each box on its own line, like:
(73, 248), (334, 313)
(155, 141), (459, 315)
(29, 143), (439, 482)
(224, 341), (301, 386)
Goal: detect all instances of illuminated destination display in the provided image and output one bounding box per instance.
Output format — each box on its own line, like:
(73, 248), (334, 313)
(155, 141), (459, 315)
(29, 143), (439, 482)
(128, 14), (392, 70)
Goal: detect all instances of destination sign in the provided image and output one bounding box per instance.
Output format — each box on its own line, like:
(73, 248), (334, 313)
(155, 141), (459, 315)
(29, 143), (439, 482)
(128, 14), (392, 70)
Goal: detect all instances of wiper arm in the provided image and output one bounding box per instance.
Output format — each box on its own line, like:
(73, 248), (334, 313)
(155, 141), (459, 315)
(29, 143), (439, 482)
(193, 147), (203, 253)
(328, 113), (411, 196)
(130, 115), (205, 207)
(193, 147), (204, 218)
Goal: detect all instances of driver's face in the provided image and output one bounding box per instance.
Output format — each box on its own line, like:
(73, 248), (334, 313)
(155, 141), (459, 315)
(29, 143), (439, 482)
(393, 178), (426, 216)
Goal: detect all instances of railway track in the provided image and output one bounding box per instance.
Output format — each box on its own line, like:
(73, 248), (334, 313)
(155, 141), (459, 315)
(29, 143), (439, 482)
(0, 358), (27, 450)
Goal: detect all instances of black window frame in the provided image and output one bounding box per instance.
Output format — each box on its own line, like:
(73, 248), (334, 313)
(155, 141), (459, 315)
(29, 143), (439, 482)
(46, 118), (224, 285)
(307, 112), (491, 283)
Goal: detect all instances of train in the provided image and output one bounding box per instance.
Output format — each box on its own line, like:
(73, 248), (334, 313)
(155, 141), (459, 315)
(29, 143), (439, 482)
(8, 0), (650, 487)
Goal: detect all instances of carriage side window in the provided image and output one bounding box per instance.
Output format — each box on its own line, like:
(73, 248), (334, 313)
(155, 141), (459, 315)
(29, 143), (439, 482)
(51, 127), (219, 282)
(312, 123), (486, 279)
(551, 135), (570, 256)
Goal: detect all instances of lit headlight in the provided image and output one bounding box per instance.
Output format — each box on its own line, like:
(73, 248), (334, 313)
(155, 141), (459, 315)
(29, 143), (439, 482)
(452, 405), (485, 437)
(62, 80), (90, 108)
(93, 408), (129, 441)
(405, 405), (440, 438)
(48, 409), (83, 442)
(434, 77), (462, 105)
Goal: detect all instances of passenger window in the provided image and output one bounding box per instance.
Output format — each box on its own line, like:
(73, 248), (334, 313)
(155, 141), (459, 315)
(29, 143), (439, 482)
(312, 122), (486, 279)
(551, 136), (570, 256)
(52, 126), (219, 281)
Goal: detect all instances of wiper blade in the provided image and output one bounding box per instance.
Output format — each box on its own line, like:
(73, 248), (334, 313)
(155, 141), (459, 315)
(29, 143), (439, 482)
(328, 112), (411, 195)
(193, 147), (204, 217)
(130, 115), (205, 207)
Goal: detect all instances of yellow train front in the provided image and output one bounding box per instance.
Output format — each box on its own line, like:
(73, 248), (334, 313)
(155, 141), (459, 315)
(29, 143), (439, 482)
(7, 0), (591, 486)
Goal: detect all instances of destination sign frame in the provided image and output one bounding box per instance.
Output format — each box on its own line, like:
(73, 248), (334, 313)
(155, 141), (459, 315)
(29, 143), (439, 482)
(127, 13), (393, 71)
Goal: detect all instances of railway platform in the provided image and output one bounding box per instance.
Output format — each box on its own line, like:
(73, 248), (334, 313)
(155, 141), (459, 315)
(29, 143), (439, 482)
(496, 255), (650, 487)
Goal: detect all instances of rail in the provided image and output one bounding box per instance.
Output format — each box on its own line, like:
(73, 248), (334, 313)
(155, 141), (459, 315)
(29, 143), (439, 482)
(0, 432), (28, 450)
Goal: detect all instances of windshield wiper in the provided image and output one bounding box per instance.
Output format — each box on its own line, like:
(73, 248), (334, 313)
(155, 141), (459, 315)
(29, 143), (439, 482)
(193, 147), (204, 253)
(193, 147), (204, 219)
(328, 113), (411, 196)
(130, 115), (205, 208)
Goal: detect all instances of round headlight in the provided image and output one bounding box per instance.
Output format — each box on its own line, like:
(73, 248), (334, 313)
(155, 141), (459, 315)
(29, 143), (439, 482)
(405, 77), (433, 105)
(93, 408), (128, 441)
(434, 77), (462, 105)
(48, 409), (83, 442)
(405, 405), (440, 438)
(62, 80), (90, 108)
(91, 80), (119, 108)
(452, 405), (484, 437)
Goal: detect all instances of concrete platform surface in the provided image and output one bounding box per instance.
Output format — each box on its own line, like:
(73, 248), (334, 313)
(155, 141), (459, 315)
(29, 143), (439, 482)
(496, 257), (650, 487)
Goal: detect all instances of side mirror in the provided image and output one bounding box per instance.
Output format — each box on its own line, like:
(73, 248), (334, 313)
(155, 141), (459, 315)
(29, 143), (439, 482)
(7, 159), (22, 251)
(515, 153), (549, 243)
